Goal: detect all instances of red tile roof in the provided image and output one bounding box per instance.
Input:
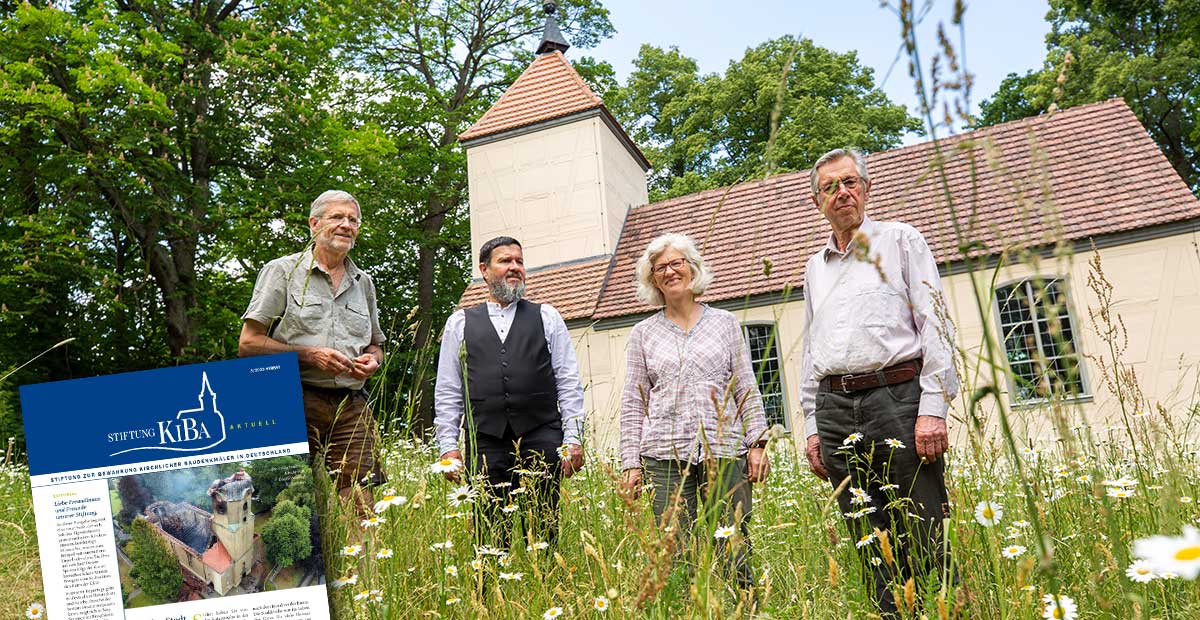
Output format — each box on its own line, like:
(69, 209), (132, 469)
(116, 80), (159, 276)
(458, 257), (612, 321)
(456, 99), (1200, 321)
(202, 540), (233, 573)
(459, 51), (604, 142)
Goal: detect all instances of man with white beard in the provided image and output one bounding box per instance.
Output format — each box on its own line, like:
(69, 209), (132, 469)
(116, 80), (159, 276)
(433, 236), (585, 550)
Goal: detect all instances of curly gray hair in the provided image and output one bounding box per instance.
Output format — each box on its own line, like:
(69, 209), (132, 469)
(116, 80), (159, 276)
(634, 233), (714, 307)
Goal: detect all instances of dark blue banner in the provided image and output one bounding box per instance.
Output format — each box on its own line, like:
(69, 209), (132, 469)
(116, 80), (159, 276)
(19, 354), (307, 476)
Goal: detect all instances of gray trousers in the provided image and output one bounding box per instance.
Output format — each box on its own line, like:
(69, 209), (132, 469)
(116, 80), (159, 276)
(642, 456), (755, 588)
(815, 376), (950, 616)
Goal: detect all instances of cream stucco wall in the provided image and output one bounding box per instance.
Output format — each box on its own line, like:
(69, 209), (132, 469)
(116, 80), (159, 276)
(465, 116), (647, 270)
(572, 232), (1200, 458)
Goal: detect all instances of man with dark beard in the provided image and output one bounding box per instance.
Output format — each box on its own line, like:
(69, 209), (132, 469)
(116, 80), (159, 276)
(433, 236), (585, 550)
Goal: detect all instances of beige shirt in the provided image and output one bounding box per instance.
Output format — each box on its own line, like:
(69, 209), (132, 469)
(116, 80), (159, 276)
(242, 250), (385, 389)
(800, 216), (958, 437)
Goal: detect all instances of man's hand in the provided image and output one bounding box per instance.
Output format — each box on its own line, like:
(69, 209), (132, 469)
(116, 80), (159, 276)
(620, 468), (643, 501)
(438, 449), (464, 483)
(914, 415), (948, 463)
(805, 434), (828, 480)
(560, 443), (584, 478)
(349, 353), (380, 380)
(302, 347), (356, 375)
(747, 447), (770, 483)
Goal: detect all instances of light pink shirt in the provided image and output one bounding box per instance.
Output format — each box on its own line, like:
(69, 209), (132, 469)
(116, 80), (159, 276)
(800, 215), (958, 437)
(619, 306), (769, 470)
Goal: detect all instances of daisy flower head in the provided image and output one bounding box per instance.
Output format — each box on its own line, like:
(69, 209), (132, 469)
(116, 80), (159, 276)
(714, 525), (736, 539)
(849, 487), (871, 506)
(332, 573), (358, 589)
(884, 438), (905, 449)
(361, 515), (385, 528)
(367, 590), (383, 604)
(447, 484), (478, 507)
(1041, 594), (1077, 620)
(856, 532), (877, 548)
(1126, 560), (1157, 583)
(499, 571), (524, 581)
(593, 596), (610, 612)
(1107, 487), (1136, 499)
(845, 506), (878, 519)
(373, 489), (407, 513)
(843, 432), (863, 446)
(974, 501), (1003, 526)
(445, 565), (458, 577)
(376, 548), (393, 559)
(502, 503), (518, 514)
(527, 541), (550, 552)
(26, 603), (44, 620)
(498, 554), (513, 567)
(1180, 496), (1193, 504)
(431, 457), (463, 474)
(430, 540), (453, 551)
(446, 597), (462, 605)
(1132, 525), (1200, 579)
(556, 444), (571, 460)
(870, 556), (883, 566)
(471, 558), (483, 571)
(880, 483), (900, 492)
(353, 588), (371, 601)
(1002, 545), (1026, 559)
(341, 544), (363, 557)
(543, 607), (564, 620)
(476, 545), (505, 556)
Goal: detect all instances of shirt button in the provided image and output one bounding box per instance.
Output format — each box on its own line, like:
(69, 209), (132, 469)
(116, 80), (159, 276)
(502, 361), (508, 367)
(503, 376), (509, 382)
(500, 348), (507, 354)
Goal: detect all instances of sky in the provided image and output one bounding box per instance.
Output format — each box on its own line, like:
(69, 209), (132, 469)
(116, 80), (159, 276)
(586, 0), (1052, 143)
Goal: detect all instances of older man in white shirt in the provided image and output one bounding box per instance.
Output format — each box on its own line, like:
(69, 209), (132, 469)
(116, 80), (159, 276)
(799, 148), (958, 618)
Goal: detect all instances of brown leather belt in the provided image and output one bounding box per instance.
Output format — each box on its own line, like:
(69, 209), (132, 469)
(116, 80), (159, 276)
(819, 359), (922, 394)
(302, 383), (365, 400)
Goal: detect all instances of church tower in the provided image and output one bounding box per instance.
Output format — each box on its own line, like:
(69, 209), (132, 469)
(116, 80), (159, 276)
(208, 471), (255, 580)
(459, 1), (650, 271)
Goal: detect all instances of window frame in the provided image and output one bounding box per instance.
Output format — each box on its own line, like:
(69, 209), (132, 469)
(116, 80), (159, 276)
(740, 321), (790, 431)
(991, 275), (1091, 407)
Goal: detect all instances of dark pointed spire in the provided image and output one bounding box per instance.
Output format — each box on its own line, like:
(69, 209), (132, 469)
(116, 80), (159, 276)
(536, 1), (570, 55)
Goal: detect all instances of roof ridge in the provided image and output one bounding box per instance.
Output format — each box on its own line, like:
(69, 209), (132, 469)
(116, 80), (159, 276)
(458, 51), (603, 142)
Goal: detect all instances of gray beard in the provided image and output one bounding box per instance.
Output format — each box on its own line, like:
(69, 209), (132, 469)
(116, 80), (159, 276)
(488, 277), (525, 305)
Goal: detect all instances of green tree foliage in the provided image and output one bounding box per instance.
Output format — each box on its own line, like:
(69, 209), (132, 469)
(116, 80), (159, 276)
(275, 464), (314, 511)
(261, 499), (311, 569)
(976, 0), (1200, 190)
(606, 36), (921, 200)
(245, 456), (302, 510)
(127, 517), (183, 602)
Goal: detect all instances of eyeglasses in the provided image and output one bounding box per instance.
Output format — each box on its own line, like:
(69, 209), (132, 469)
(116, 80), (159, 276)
(818, 176), (862, 196)
(323, 214), (361, 228)
(651, 258), (688, 275)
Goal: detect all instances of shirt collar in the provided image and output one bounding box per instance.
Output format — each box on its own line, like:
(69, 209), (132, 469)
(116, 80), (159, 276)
(486, 300), (518, 316)
(822, 214), (875, 261)
(306, 250), (363, 281)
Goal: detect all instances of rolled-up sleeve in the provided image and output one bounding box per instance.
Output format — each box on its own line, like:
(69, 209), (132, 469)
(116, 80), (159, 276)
(902, 231), (959, 419)
(618, 323), (648, 471)
(242, 261), (287, 327)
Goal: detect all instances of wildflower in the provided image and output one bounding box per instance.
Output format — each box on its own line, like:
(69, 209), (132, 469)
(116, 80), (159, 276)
(476, 545), (505, 556)
(447, 484), (478, 507)
(443, 511), (467, 519)
(974, 501), (1003, 526)
(556, 445), (571, 459)
(870, 556), (883, 566)
(1041, 594), (1077, 620)
(499, 571), (524, 581)
(844, 506), (878, 519)
(471, 558), (483, 571)
(593, 596), (610, 611)
(431, 457), (463, 474)
(1002, 545), (1026, 559)
(445, 565), (458, 577)
(880, 483), (900, 492)
(1126, 560), (1157, 583)
(714, 525), (736, 539)
(502, 503), (518, 513)
(843, 432), (863, 445)
(510, 486), (528, 495)
(1103, 476), (1137, 488)
(1107, 487), (1135, 499)
(543, 607), (564, 619)
(1075, 474), (1091, 484)
(527, 541), (550, 552)
(849, 487), (871, 506)
(446, 597), (461, 605)
(354, 588), (371, 601)
(493, 481), (513, 488)
(498, 554), (513, 567)
(1021, 585), (1036, 592)
(1132, 525), (1200, 579)
(361, 515), (385, 528)
(514, 468), (542, 477)
(332, 574), (358, 589)
(430, 540), (453, 551)
(884, 438), (905, 449)
(1181, 496), (1193, 504)
(373, 489), (407, 513)
(341, 544), (363, 557)
(26, 603), (44, 620)
(1013, 520), (1030, 529)
(856, 533), (876, 548)
(376, 548), (393, 559)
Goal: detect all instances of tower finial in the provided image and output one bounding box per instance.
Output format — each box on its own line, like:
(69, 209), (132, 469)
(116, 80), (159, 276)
(536, 1), (570, 55)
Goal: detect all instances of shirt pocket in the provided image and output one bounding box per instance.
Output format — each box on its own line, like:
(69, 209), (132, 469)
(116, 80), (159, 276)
(288, 291), (326, 333)
(344, 301), (370, 337)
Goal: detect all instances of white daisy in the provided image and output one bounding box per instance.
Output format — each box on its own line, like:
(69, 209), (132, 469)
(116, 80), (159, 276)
(499, 571), (524, 581)
(376, 548), (393, 559)
(849, 487), (871, 505)
(974, 501), (1003, 526)
(856, 533), (877, 548)
(1041, 593), (1077, 620)
(593, 596), (610, 611)
(1126, 560), (1157, 583)
(543, 607), (564, 620)
(1132, 525), (1200, 579)
(25, 603), (45, 620)
(361, 515), (385, 528)
(714, 525), (736, 539)
(431, 457), (463, 474)
(884, 438), (905, 449)
(527, 541), (550, 552)
(341, 544), (362, 557)
(445, 565), (458, 577)
(843, 432), (863, 445)
(430, 540), (453, 551)
(1002, 545), (1026, 559)
(373, 489), (408, 513)
(331, 574), (358, 589)
(447, 484), (478, 506)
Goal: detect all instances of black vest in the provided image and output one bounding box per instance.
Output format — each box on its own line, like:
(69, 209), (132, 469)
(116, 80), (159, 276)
(463, 299), (559, 439)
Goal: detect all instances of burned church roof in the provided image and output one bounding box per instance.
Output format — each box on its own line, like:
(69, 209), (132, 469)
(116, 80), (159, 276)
(144, 500), (212, 554)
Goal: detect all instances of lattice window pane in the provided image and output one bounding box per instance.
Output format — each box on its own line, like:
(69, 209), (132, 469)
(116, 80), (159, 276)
(742, 324), (787, 429)
(996, 278), (1086, 403)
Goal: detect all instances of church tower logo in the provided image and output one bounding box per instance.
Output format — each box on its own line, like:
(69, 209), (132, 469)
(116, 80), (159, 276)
(109, 372), (227, 457)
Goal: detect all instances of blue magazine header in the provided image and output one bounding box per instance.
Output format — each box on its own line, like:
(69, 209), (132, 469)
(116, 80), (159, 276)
(19, 353), (307, 476)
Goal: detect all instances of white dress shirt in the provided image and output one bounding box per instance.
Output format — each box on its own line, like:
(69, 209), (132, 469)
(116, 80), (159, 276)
(800, 215), (958, 437)
(434, 300), (586, 454)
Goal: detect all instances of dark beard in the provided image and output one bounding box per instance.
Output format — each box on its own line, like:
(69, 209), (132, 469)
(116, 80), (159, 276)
(488, 276), (525, 305)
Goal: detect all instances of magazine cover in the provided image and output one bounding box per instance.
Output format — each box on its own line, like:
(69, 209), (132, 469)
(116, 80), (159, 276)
(19, 353), (330, 619)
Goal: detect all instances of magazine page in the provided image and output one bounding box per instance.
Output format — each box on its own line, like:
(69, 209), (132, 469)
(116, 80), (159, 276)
(19, 353), (330, 620)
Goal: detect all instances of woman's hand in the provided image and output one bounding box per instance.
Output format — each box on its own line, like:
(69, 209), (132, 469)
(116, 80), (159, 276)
(620, 468), (643, 501)
(748, 447), (770, 483)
